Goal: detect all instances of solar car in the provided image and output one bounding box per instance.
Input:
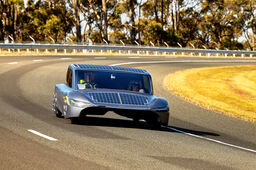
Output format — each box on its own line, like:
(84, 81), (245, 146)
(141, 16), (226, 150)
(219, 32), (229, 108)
(52, 64), (169, 128)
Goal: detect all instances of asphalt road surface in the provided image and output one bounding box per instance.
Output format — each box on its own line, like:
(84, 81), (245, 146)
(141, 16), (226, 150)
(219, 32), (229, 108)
(0, 55), (255, 170)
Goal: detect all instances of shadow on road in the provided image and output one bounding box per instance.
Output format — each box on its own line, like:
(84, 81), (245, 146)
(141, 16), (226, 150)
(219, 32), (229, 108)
(68, 116), (219, 137)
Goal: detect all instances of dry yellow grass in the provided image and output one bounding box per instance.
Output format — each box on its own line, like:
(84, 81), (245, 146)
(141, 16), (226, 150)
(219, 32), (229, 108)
(164, 65), (256, 123)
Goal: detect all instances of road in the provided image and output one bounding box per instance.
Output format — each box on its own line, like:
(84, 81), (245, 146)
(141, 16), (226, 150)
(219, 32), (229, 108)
(0, 55), (255, 169)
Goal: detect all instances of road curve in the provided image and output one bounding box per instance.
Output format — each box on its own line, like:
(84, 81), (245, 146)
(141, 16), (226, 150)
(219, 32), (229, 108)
(0, 55), (255, 170)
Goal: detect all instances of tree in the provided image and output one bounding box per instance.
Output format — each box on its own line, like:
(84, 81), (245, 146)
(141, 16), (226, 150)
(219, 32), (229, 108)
(21, 0), (73, 43)
(0, 0), (24, 42)
(241, 0), (256, 50)
(119, 0), (137, 44)
(73, 0), (81, 42)
(199, 0), (245, 50)
(102, 0), (108, 42)
(0, 0), (254, 49)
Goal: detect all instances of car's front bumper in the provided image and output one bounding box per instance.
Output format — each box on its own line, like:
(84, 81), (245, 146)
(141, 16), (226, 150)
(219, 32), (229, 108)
(64, 104), (169, 125)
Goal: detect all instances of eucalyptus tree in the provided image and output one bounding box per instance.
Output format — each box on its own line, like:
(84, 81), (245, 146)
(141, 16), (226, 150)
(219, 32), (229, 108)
(0, 0), (24, 42)
(43, 0), (74, 42)
(240, 0), (256, 50)
(199, 0), (241, 49)
(118, 0), (137, 44)
(22, 0), (73, 43)
(66, 0), (82, 42)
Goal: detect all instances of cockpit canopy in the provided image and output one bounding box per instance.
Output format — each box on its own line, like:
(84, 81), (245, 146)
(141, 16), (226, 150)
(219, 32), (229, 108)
(75, 70), (153, 94)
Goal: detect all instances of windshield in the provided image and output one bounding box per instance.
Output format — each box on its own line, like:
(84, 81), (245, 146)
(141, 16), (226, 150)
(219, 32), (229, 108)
(75, 70), (152, 94)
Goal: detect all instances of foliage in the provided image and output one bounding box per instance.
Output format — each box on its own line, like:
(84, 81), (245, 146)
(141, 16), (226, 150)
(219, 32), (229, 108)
(0, 0), (255, 50)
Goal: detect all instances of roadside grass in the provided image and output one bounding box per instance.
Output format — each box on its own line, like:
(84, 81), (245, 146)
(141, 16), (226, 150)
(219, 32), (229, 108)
(164, 65), (256, 123)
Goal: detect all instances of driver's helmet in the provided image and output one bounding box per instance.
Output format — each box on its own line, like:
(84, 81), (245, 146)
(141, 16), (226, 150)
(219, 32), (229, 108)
(80, 72), (94, 84)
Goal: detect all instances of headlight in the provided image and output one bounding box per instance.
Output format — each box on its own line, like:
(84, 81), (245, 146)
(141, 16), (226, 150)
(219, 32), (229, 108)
(70, 99), (92, 108)
(151, 99), (169, 111)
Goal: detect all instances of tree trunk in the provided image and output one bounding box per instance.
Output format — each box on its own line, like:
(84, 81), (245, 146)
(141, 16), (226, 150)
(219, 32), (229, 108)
(138, 1), (142, 44)
(74, 0), (81, 42)
(176, 0), (179, 30)
(48, 0), (52, 9)
(129, 0), (136, 43)
(154, 0), (159, 22)
(166, 0), (170, 28)
(161, 0), (164, 30)
(170, 0), (175, 32)
(102, 0), (108, 42)
(13, 5), (18, 41)
(173, 0), (177, 31)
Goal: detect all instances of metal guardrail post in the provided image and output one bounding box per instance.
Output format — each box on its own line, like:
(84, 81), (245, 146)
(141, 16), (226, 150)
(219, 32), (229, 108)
(177, 43), (182, 48)
(120, 40), (125, 46)
(215, 48), (219, 57)
(9, 35), (14, 43)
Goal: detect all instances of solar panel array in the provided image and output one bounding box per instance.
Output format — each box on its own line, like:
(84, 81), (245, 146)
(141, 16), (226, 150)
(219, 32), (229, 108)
(112, 66), (146, 74)
(88, 92), (121, 104)
(73, 64), (147, 74)
(74, 64), (111, 71)
(88, 92), (149, 106)
(119, 93), (149, 105)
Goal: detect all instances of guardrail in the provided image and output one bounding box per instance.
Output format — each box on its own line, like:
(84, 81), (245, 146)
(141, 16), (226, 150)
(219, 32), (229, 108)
(0, 43), (255, 57)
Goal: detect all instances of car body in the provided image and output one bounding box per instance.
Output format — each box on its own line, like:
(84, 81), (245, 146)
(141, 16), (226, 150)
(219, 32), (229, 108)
(52, 64), (169, 128)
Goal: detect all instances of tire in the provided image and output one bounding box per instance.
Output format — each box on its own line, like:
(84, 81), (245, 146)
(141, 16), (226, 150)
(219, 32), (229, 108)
(146, 117), (161, 130)
(53, 103), (63, 118)
(133, 117), (140, 122)
(55, 109), (62, 118)
(70, 117), (81, 124)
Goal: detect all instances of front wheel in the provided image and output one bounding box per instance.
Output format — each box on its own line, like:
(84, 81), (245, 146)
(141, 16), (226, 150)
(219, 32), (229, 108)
(146, 117), (161, 130)
(53, 103), (62, 118)
(70, 117), (80, 124)
(133, 117), (140, 122)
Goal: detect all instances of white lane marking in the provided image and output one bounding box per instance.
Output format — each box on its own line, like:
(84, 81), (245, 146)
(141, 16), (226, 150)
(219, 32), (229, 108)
(111, 60), (256, 154)
(8, 62), (18, 65)
(129, 57), (141, 59)
(33, 59), (43, 62)
(164, 126), (256, 153)
(110, 59), (256, 66)
(95, 57), (107, 59)
(28, 129), (58, 141)
(60, 58), (72, 60)
(165, 56), (177, 58)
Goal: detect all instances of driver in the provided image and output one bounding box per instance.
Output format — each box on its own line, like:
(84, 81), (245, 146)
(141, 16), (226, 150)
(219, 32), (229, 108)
(129, 80), (141, 92)
(132, 83), (139, 92)
(80, 73), (97, 89)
